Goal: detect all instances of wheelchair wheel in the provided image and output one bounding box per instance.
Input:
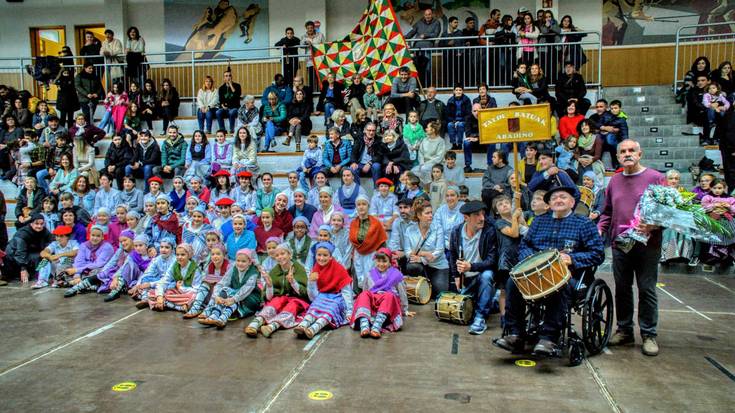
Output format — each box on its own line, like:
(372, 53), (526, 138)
(582, 279), (613, 355)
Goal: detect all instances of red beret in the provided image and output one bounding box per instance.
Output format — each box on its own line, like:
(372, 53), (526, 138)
(52, 225), (73, 236)
(237, 170), (253, 178)
(148, 176), (163, 184)
(376, 177), (394, 187)
(215, 197), (235, 207)
(212, 170), (231, 178)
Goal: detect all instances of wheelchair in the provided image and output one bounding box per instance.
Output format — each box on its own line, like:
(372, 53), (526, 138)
(498, 267), (614, 367)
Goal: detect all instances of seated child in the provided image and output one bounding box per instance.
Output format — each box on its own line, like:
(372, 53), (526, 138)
(104, 234), (153, 302)
(350, 248), (412, 338)
(184, 242), (230, 318)
(294, 242), (353, 339)
(132, 237), (176, 307)
(199, 248), (263, 328)
(148, 243), (203, 312)
(33, 226), (79, 289)
(245, 243), (310, 338)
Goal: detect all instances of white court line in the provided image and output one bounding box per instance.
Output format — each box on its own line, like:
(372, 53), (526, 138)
(659, 309), (735, 316)
(686, 305), (713, 321)
(261, 331), (330, 413)
(584, 358), (622, 413)
(703, 277), (735, 294)
(0, 310), (142, 378)
(657, 286), (683, 304)
(32, 289), (51, 296)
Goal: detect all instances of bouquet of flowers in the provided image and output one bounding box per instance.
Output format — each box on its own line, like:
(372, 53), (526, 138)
(617, 185), (735, 249)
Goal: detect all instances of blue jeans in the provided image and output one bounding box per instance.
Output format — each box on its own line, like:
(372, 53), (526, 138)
(447, 121), (465, 146)
(216, 108), (238, 132)
(462, 270), (495, 319)
(125, 164), (155, 191)
(36, 168), (51, 192)
(324, 103), (336, 127)
(264, 121), (284, 150)
(98, 110), (113, 134)
(197, 108), (216, 133)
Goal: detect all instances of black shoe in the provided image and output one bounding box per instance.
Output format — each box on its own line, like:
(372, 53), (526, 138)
(104, 290), (121, 302)
(493, 335), (524, 353)
(464, 166), (473, 173)
(532, 339), (559, 357)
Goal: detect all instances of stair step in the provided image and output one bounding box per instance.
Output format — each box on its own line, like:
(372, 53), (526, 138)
(604, 85), (673, 97)
(627, 114), (687, 126)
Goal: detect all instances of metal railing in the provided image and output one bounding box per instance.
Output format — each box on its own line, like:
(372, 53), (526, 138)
(0, 33), (601, 104)
(406, 32), (602, 91)
(673, 21), (735, 91)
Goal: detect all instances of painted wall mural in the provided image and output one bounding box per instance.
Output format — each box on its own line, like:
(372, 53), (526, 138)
(602, 0), (735, 46)
(164, 0), (269, 61)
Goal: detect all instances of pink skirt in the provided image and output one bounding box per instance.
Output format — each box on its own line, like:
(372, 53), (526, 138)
(256, 295), (310, 329)
(148, 288), (195, 310)
(350, 290), (403, 332)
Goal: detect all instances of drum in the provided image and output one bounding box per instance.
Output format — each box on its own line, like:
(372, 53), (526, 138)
(575, 186), (594, 217)
(434, 292), (474, 325)
(509, 249), (571, 301)
(404, 276), (432, 305)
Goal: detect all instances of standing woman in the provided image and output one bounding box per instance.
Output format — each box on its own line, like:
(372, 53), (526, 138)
(148, 243), (203, 312)
(557, 15), (587, 70)
(294, 241), (353, 339)
(246, 243), (310, 337)
(158, 78), (180, 134)
(402, 199), (449, 297)
(516, 13), (539, 66)
(125, 26), (146, 86)
(349, 194), (388, 286)
(54, 67), (79, 129)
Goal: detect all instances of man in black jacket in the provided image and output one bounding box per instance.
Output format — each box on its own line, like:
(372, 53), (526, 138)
(418, 87), (446, 131)
(216, 70), (242, 134)
(1, 214), (53, 285)
(101, 135), (133, 190)
(555, 62), (590, 116)
(350, 122), (378, 178)
(448, 200), (498, 335)
(125, 130), (161, 191)
(686, 74), (710, 144)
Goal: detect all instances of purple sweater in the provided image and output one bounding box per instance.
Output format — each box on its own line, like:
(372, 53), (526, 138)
(598, 168), (664, 248)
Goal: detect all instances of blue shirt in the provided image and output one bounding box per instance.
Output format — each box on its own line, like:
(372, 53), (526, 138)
(519, 211), (605, 270)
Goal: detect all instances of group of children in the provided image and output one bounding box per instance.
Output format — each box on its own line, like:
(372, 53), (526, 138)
(661, 169), (735, 268)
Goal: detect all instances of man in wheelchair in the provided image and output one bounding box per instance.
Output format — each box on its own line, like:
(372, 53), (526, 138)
(493, 185), (605, 356)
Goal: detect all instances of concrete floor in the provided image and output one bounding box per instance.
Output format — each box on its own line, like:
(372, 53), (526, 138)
(0, 270), (733, 413)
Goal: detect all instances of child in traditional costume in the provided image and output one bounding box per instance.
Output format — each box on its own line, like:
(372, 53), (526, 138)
(63, 225), (115, 297)
(199, 248), (262, 328)
(184, 243), (230, 319)
(288, 216), (312, 267)
(146, 193), (180, 250)
(349, 195), (387, 286)
(33, 225), (79, 289)
(246, 243), (310, 338)
(105, 234), (153, 302)
(95, 229), (136, 294)
(294, 242), (353, 339)
(132, 237), (176, 308)
(148, 243), (203, 312)
(351, 248), (411, 338)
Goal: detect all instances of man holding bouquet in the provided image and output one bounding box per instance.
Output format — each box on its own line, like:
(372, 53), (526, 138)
(598, 139), (665, 357)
